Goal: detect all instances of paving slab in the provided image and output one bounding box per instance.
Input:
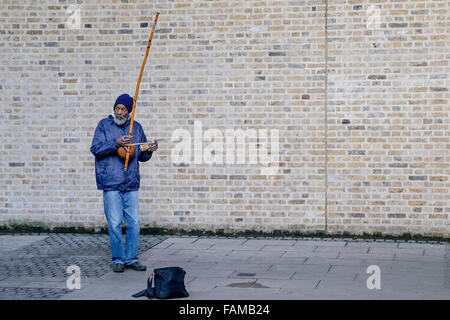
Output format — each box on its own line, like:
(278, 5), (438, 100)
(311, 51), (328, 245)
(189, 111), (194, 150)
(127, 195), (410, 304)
(209, 244), (263, 251)
(315, 246), (369, 254)
(254, 279), (319, 290)
(193, 255), (251, 264)
(191, 286), (282, 300)
(244, 239), (297, 246)
(293, 272), (357, 282)
(424, 247), (447, 256)
(294, 240), (347, 247)
(339, 252), (396, 260)
(229, 262), (273, 271)
(347, 241), (400, 248)
(148, 241), (175, 249)
(302, 257), (353, 266)
(161, 242), (215, 250)
(315, 278), (365, 290)
(398, 242), (445, 249)
(327, 265), (366, 275)
(269, 257), (309, 267)
(283, 250), (338, 259)
(163, 237), (199, 244)
(174, 248), (234, 257)
(226, 250), (285, 260)
(195, 238), (248, 246)
(184, 268), (235, 278)
(183, 277), (233, 292)
(261, 245), (315, 252)
(394, 255), (448, 263)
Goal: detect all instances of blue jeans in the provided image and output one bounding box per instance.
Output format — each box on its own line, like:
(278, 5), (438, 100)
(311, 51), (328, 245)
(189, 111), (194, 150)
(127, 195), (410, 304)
(103, 191), (140, 265)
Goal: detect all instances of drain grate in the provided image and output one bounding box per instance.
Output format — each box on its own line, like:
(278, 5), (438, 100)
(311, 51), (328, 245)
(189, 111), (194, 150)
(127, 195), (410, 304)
(236, 272), (256, 277)
(227, 281), (270, 288)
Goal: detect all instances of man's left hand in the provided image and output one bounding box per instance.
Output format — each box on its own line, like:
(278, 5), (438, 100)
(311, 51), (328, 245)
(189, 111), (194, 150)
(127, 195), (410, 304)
(140, 141), (158, 152)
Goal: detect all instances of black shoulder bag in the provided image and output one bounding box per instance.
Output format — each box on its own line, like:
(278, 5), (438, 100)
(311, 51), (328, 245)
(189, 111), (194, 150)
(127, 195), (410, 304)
(132, 266), (189, 299)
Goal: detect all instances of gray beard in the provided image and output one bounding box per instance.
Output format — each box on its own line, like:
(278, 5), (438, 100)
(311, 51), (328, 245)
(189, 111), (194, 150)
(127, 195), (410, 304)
(113, 114), (129, 126)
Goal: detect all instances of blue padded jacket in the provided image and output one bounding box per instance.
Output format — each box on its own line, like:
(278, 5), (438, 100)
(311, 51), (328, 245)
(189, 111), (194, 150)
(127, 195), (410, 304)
(90, 114), (152, 191)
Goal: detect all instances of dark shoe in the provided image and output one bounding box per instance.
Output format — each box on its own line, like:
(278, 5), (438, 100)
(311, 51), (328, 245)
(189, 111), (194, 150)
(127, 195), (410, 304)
(113, 263), (125, 273)
(125, 262), (147, 271)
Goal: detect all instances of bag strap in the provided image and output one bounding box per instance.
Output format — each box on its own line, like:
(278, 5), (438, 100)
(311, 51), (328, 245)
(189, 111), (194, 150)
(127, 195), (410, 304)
(132, 274), (155, 298)
(131, 288), (147, 298)
(148, 274), (156, 297)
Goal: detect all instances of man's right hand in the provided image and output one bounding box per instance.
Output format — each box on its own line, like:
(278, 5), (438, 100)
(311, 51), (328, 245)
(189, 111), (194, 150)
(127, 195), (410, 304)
(116, 135), (132, 147)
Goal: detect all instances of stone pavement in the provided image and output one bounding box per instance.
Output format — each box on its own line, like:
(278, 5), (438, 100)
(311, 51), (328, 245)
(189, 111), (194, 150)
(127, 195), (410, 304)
(0, 233), (448, 300)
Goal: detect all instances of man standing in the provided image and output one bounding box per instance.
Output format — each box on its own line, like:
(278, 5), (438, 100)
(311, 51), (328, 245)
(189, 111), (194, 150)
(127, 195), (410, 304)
(90, 93), (158, 272)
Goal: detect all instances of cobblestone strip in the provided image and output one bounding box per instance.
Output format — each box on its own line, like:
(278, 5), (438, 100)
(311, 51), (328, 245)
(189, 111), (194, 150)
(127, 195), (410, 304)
(0, 234), (167, 300)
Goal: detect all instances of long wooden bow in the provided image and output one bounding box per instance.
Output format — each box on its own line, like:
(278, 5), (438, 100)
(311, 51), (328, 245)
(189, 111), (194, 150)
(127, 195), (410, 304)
(124, 12), (160, 171)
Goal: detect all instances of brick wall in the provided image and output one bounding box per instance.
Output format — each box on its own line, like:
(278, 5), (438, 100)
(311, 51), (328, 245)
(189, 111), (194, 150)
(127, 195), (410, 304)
(0, 0), (448, 237)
